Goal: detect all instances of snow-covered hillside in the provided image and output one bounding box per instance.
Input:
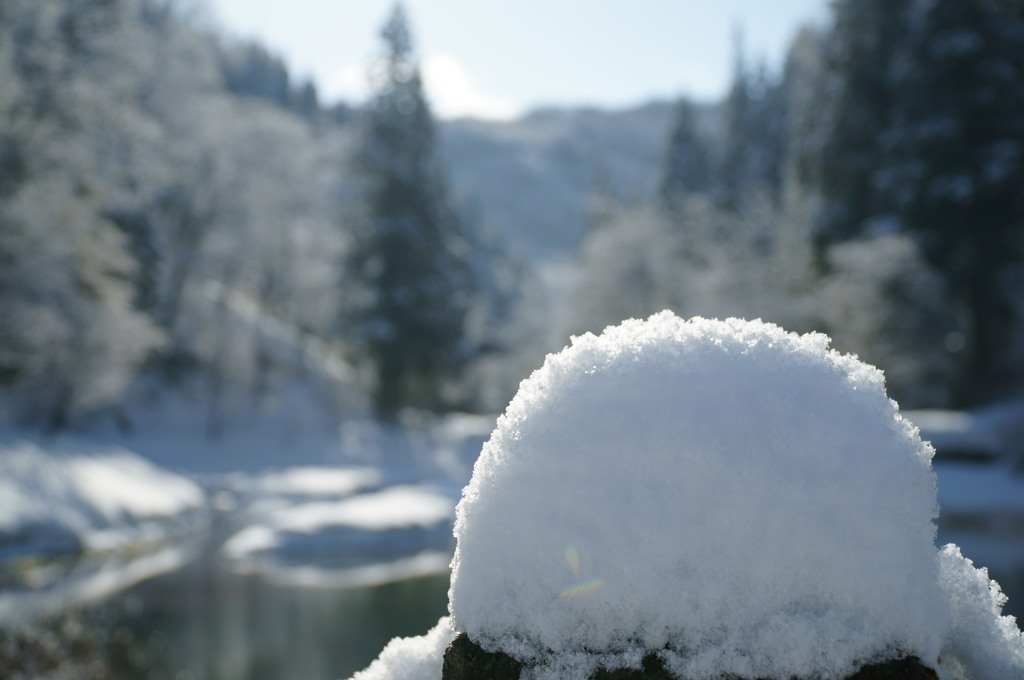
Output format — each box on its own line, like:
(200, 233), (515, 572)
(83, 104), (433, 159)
(441, 101), (690, 258)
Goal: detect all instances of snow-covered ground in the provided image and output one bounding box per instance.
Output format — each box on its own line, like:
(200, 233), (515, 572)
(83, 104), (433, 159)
(0, 438), (208, 559)
(221, 483), (458, 588)
(0, 436), (212, 621)
(0, 390), (494, 620)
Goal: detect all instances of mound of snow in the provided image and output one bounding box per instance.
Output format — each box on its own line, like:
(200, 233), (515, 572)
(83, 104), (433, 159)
(349, 313), (1024, 680)
(351, 617), (455, 680)
(938, 545), (1024, 678)
(451, 313), (943, 679)
(0, 440), (207, 557)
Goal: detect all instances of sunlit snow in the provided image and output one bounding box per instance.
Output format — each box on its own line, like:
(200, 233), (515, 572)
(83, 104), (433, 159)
(350, 312), (1024, 680)
(222, 485), (457, 587)
(0, 440), (207, 557)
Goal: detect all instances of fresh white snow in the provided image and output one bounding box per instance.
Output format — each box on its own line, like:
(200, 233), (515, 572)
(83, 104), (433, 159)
(0, 438), (207, 558)
(222, 484), (457, 587)
(350, 312), (1024, 680)
(220, 466), (383, 499)
(351, 617), (456, 680)
(938, 545), (1024, 679)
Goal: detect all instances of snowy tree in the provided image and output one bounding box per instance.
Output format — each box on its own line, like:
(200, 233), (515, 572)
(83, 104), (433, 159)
(0, 0), (354, 430)
(0, 176), (164, 430)
(567, 205), (684, 337)
(819, 234), (962, 407)
(218, 39), (321, 119)
(345, 3), (472, 421)
(0, 0), (164, 428)
(569, 189), (817, 342)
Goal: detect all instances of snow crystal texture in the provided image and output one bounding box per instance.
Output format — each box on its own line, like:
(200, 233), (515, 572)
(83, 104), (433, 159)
(351, 617), (455, 680)
(347, 312), (1023, 680)
(937, 545), (1024, 679)
(450, 313), (945, 679)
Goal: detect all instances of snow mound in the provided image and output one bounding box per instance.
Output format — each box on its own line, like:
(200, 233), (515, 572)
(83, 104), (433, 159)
(937, 544), (1024, 678)
(451, 313), (944, 679)
(454, 315), (942, 680)
(348, 313), (1024, 680)
(351, 617), (455, 680)
(0, 440), (207, 557)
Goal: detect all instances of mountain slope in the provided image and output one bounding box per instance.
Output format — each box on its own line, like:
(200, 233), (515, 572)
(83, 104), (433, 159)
(440, 101), (681, 259)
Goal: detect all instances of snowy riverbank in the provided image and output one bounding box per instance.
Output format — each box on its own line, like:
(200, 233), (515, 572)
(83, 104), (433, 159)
(0, 410), (494, 620)
(0, 438), (208, 560)
(0, 386), (1022, 637)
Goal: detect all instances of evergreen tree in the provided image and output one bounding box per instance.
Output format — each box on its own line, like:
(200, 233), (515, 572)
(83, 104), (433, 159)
(880, 0), (1024, 402)
(346, 3), (471, 421)
(814, 0), (912, 243)
(715, 36), (787, 210)
(780, 26), (827, 199)
(659, 98), (712, 207)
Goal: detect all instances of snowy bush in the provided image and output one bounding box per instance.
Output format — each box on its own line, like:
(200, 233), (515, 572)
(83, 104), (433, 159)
(349, 313), (1024, 680)
(819, 234), (962, 408)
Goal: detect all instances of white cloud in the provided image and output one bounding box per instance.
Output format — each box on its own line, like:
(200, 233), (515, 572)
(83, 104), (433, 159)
(322, 62), (371, 103)
(320, 53), (522, 121)
(421, 53), (522, 121)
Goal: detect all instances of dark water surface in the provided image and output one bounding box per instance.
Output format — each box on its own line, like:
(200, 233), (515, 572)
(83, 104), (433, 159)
(2, 518), (1021, 679)
(92, 560), (451, 680)
(71, 531), (1024, 680)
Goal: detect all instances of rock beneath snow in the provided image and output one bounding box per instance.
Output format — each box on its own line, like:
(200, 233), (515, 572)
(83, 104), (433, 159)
(847, 658), (937, 680)
(440, 633), (938, 680)
(442, 633), (523, 680)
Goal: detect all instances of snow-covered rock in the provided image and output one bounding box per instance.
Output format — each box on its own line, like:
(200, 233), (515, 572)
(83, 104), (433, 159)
(0, 439), (207, 558)
(349, 312), (1024, 680)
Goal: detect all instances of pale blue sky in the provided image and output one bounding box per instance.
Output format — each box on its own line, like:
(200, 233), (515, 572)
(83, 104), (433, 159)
(201, 0), (831, 119)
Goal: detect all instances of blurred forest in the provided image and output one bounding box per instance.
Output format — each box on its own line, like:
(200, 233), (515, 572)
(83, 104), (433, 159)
(0, 0), (1022, 433)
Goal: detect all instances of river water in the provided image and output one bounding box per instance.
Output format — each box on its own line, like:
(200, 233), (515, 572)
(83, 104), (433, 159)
(9, 525), (1018, 680)
(1, 551), (452, 680)
(99, 562), (450, 680)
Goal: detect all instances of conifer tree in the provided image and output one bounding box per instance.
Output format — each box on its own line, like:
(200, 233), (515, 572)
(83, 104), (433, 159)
(880, 0), (1024, 402)
(346, 3), (471, 421)
(814, 0), (912, 243)
(659, 98), (712, 208)
(715, 36), (787, 210)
